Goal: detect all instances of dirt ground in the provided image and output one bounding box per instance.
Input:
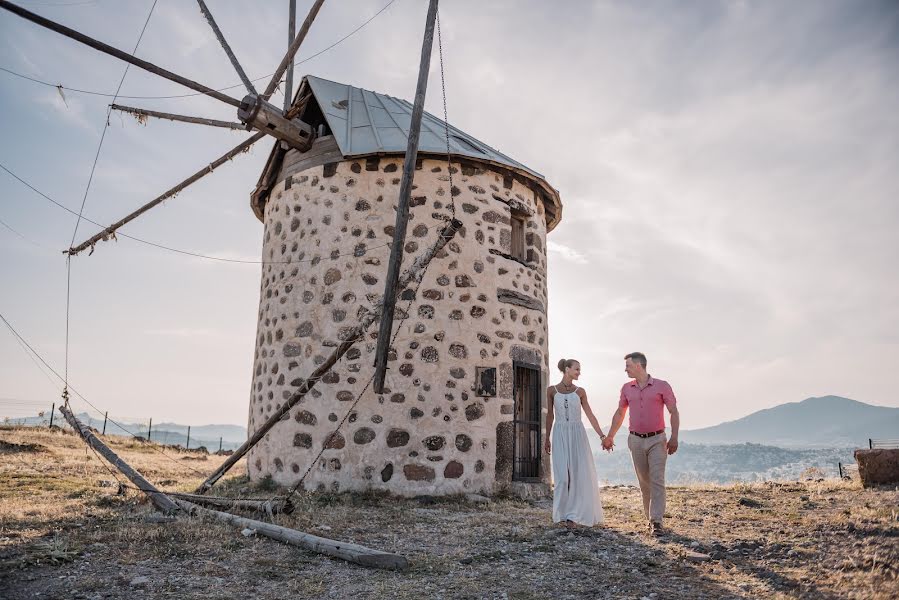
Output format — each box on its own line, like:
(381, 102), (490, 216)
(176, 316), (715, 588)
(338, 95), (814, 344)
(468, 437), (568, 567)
(1, 426), (897, 599)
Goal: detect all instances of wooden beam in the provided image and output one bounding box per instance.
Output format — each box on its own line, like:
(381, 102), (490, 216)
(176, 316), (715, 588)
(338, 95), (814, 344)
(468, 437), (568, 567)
(261, 0), (325, 102)
(0, 0), (243, 109)
(284, 0), (297, 113)
(167, 492), (293, 516)
(57, 405), (403, 570)
(373, 0), (439, 394)
(237, 94), (314, 150)
(195, 217), (463, 494)
(195, 0), (257, 95)
(172, 499), (408, 570)
(111, 103), (245, 130)
(67, 132), (266, 256)
(59, 404), (179, 514)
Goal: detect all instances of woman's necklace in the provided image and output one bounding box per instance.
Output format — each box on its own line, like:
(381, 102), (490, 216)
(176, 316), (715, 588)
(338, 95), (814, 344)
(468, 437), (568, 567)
(557, 381), (576, 393)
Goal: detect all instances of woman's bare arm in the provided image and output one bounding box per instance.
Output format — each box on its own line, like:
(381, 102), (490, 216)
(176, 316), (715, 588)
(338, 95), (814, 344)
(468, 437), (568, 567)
(578, 388), (606, 439)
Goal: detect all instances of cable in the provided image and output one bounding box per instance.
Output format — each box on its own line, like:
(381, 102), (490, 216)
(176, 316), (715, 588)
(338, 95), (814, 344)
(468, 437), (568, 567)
(0, 161), (395, 265)
(0, 310), (211, 478)
(0, 215), (47, 249)
(0, 0), (398, 102)
(65, 0), (159, 396)
(436, 7), (455, 219)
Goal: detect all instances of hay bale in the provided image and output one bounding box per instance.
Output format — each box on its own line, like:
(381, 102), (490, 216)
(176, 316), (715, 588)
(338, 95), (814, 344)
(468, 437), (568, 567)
(854, 448), (899, 487)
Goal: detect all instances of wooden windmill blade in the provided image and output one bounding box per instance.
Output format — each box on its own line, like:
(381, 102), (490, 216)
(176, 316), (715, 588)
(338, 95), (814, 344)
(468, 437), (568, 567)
(110, 104), (246, 131)
(0, 1), (244, 109)
(261, 0), (326, 102)
(66, 132), (267, 257)
(194, 0), (257, 95)
(0, 0), (329, 255)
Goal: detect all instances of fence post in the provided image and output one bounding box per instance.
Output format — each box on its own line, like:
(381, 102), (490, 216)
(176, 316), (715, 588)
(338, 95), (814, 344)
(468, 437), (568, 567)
(186, 426), (191, 450)
(869, 438), (873, 449)
(148, 418), (152, 442)
(102, 411), (108, 435)
(49, 403), (55, 428)
(838, 462), (843, 479)
(219, 437), (223, 453)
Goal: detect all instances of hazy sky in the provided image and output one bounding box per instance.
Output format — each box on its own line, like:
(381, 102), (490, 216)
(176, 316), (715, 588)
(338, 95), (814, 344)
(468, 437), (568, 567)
(1, 0), (897, 428)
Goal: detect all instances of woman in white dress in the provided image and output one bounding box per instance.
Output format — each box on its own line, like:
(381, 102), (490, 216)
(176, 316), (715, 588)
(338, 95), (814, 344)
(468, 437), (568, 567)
(544, 358), (606, 526)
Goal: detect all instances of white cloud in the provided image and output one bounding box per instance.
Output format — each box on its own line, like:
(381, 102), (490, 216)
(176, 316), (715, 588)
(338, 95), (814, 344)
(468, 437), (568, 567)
(547, 240), (589, 265)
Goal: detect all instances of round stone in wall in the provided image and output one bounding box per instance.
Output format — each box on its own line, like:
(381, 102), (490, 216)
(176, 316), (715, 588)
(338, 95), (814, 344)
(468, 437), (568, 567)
(465, 402), (485, 421)
(323, 431), (345, 449)
(293, 433), (312, 448)
(444, 461), (464, 479)
(294, 410), (317, 426)
(324, 268), (342, 285)
(381, 463), (394, 482)
(386, 429), (410, 447)
(420, 346), (439, 363)
(422, 435), (445, 451)
(354, 427), (376, 444)
(455, 434), (473, 452)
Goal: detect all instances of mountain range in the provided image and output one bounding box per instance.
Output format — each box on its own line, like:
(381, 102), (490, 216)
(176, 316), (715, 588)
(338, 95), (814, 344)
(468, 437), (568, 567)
(5, 396), (896, 450)
(680, 396), (899, 447)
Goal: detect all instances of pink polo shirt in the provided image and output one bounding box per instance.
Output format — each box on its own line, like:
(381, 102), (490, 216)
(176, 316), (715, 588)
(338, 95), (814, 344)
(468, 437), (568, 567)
(619, 376), (676, 434)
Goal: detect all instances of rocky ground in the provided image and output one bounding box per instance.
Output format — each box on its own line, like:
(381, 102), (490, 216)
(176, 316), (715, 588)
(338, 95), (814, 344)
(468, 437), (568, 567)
(1, 426), (897, 599)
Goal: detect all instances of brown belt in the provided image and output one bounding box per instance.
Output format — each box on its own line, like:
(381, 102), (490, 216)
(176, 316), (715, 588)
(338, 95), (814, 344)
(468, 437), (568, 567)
(630, 429), (665, 438)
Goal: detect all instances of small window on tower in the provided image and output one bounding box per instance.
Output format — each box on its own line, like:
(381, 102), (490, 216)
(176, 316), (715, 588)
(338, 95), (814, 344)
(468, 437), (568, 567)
(510, 210), (526, 261)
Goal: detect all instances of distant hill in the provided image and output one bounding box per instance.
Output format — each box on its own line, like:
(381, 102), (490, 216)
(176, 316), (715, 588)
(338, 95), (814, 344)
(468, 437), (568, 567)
(681, 396), (899, 448)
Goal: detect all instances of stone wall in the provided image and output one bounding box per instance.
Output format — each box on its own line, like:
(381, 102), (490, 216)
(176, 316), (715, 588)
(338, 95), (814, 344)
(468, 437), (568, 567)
(247, 157), (552, 496)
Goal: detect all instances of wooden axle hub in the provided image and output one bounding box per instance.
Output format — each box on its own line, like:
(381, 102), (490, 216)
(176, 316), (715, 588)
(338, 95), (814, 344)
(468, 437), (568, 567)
(238, 94), (314, 151)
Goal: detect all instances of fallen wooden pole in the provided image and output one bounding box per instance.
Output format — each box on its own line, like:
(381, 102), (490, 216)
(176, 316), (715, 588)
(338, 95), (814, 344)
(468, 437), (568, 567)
(168, 492), (293, 516)
(111, 104), (245, 130)
(0, 0), (242, 108)
(195, 217), (463, 494)
(373, 0), (439, 394)
(261, 0), (325, 101)
(59, 404), (179, 514)
(172, 498), (408, 570)
(59, 405), (404, 569)
(67, 132), (266, 256)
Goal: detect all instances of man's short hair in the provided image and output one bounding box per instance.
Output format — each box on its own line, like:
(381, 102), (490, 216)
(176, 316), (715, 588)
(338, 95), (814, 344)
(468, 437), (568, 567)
(624, 352), (647, 369)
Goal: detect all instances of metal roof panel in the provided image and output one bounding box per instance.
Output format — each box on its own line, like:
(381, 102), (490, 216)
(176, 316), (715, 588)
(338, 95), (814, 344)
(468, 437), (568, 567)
(306, 75), (542, 178)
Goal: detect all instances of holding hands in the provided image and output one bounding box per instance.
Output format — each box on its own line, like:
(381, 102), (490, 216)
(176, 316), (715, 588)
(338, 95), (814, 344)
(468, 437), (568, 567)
(601, 435), (614, 452)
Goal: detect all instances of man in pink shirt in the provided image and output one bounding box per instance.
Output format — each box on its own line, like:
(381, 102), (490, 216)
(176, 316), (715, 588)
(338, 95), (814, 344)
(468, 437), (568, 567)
(602, 352), (680, 534)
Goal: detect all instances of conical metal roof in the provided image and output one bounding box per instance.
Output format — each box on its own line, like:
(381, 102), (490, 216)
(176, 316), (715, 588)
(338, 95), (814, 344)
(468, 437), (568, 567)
(306, 75), (541, 179)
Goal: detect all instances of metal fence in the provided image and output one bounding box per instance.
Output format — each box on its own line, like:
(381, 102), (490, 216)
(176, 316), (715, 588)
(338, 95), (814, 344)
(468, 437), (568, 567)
(0, 398), (233, 452)
(869, 439), (899, 449)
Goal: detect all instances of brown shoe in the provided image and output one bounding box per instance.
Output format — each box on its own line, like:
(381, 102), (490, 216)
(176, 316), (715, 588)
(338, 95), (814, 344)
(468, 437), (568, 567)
(649, 521), (666, 536)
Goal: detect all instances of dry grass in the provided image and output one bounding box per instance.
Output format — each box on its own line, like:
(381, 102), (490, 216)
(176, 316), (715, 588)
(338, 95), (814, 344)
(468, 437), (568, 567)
(1, 425), (897, 599)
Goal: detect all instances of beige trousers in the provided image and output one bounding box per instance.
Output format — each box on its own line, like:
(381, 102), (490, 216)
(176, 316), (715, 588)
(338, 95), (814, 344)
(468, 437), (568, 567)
(627, 432), (667, 523)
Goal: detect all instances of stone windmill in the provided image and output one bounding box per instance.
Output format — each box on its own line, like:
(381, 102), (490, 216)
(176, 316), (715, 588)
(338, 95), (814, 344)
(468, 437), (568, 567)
(2, 0), (562, 498)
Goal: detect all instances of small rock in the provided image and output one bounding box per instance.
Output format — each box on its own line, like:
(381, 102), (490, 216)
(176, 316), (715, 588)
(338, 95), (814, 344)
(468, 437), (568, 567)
(787, 549), (797, 557)
(129, 576), (149, 586)
(317, 525), (332, 531)
(690, 541), (700, 547)
(241, 528), (257, 537)
(465, 493), (490, 504)
(685, 551), (711, 563)
(738, 497), (764, 508)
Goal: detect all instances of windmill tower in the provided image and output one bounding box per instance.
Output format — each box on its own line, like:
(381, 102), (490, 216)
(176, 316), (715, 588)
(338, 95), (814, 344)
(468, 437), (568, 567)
(246, 75), (562, 495)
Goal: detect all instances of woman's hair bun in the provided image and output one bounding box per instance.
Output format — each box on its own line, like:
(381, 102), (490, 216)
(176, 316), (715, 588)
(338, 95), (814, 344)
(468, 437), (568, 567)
(558, 358), (576, 372)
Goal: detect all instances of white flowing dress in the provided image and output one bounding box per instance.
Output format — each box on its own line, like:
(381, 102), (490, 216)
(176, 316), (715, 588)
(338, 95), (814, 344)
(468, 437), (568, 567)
(551, 386), (604, 525)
